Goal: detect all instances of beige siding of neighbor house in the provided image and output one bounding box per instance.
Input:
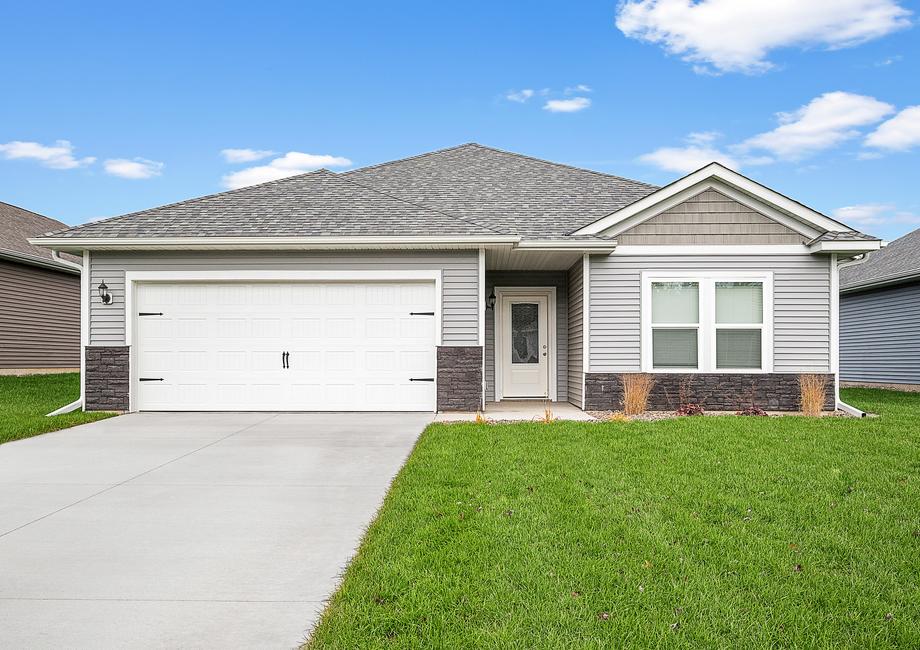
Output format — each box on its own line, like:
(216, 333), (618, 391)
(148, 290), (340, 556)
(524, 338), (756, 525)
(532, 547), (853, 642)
(88, 250), (480, 346)
(566, 262), (584, 408)
(615, 189), (806, 245)
(0, 259), (80, 369)
(589, 253), (832, 373)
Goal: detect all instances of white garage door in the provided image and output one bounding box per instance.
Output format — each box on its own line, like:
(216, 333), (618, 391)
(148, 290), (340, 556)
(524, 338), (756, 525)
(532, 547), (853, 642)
(134, 281), (437, 411)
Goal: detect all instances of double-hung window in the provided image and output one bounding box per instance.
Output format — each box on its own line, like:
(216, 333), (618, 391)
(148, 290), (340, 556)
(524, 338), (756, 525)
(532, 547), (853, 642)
(643, 273), (773, 372)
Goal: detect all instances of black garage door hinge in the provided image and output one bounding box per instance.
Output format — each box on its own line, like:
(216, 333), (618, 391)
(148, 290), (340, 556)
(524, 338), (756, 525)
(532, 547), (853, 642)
(139, 377), (164, 382)
(409, 311), (435, 316)
(138, 312), (163, 316)
(409, 377), (435, 382)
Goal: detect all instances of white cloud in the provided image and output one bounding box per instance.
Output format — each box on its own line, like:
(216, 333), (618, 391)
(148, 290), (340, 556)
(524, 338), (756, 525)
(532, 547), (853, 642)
(221, 148), (275, 163)
(865, 105), (920, 151)
(506, 89), (535, 103)
(737, 92), (894, 160)
(0, 139), (95, 169)
(832, 203), (920, 226)
(564, 84), (593, 94)
(543, 97), (591, 113)
(104, 158), (164, 179)
(615, 0), (912, 74)
(639, 131), (740, 173)
(222, 151), (352, 189)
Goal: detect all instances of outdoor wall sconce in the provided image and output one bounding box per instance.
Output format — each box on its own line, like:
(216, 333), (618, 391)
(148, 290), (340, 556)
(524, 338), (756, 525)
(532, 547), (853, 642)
(98, 280), (112, 305)
(486, 289), (496, 310)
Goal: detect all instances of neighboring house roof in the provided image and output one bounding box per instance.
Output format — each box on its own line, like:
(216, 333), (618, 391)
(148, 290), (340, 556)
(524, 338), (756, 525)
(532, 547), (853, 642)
(841, 227), (920, 292)
(32, 143), (878, 251)
(0, 201), (80, 271)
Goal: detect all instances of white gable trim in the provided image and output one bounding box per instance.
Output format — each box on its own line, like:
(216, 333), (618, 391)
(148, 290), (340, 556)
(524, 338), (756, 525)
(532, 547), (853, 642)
(573, 163), (851, 237)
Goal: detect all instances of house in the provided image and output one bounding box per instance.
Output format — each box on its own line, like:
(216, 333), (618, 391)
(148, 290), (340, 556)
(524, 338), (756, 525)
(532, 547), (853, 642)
(30, 144), (881, 413)
(0, 202), (81, 374)
(840, 227), (920, 389)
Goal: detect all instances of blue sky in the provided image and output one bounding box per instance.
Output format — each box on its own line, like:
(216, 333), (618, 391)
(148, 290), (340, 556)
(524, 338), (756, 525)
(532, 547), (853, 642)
(1, 0), (918, 239)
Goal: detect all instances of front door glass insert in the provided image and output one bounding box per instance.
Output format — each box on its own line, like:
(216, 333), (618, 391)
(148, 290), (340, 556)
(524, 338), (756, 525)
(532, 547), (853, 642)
(510, 302), (539, 364)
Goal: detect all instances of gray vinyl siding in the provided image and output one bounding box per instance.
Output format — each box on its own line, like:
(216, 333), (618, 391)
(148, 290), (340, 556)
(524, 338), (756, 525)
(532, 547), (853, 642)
(841, 282), (920, 384)
(0, 259), (80, 369)
(589, 254), (831, 373)
(484, 271), (567, 402)
(89, 250), (479, 346)
(616, 189), (805, 245)
(567, 262), (584, 408)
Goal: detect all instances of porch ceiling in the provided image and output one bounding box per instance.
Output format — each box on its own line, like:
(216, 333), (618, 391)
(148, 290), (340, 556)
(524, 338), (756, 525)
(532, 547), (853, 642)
(486, 248), (587, 271)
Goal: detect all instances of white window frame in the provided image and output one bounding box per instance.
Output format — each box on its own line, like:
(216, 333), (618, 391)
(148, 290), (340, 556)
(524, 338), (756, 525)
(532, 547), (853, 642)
(641, 271), (773, 374)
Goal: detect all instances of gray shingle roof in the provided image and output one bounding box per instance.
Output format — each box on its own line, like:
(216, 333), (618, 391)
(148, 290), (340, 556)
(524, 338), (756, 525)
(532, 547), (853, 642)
(0, 201), (79, 265)
(808, 230), (879, 244)
(841, 227), (920, 290)
(45, 169), (504, 238)
(346, 143), (658, 237)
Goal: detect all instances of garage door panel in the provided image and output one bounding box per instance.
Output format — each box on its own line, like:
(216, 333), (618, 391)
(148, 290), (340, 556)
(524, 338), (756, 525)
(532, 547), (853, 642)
(135, 281), (438, 411)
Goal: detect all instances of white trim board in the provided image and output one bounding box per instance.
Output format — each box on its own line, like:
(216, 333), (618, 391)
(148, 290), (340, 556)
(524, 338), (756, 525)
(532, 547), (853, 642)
(574, 163), (852, 237)
(492, 286), (558, 402)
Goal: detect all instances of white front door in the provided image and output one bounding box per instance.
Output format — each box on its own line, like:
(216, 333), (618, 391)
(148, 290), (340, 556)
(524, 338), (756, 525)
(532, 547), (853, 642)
(133, 281), (437, 411)
(500, 295), (549, 398)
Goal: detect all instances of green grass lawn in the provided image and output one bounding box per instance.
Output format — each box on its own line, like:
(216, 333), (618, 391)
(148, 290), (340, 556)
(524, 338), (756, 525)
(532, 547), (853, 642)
(309, 388), (920, 648)
(0, 373), (115, 445)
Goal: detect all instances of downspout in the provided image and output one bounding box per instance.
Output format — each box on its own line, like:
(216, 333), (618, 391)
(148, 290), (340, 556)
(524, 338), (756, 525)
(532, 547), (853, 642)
(834, 252), (873, 417)
(46, 250), (85, 416)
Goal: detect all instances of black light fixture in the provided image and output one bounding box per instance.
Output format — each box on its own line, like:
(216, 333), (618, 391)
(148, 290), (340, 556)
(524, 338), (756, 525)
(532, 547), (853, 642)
(98, 280), (112, 305)
(486, 289), (496, 310)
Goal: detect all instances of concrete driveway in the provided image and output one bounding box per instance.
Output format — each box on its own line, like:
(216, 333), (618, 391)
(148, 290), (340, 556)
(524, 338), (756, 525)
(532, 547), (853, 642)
(0, 412), (430, 649)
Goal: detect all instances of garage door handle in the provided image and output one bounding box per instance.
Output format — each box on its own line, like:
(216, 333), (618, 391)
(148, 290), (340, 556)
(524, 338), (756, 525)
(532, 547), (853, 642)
(139, 377), (164, 382)
(409, 377), (434, 382)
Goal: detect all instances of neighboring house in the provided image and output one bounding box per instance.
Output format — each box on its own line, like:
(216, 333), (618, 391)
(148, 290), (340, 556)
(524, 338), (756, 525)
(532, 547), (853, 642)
(30, 144), (880, 412)
(0, 202), (81, 374)
(840, 228), (920, 389)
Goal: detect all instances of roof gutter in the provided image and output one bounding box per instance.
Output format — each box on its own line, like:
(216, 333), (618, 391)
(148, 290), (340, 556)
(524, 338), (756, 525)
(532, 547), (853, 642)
(808, 240), (883, 254)
(0, 247), (81, 274)
(28, 235), (523, 252)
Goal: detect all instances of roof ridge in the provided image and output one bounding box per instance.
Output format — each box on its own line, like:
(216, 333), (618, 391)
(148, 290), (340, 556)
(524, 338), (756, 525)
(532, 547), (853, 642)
(460, 143), (660, 189)
(345, 142), (659, 190)
(342, 143), (479, 176)
(335, 173), (509, 236)
(43, 169), (332, 237)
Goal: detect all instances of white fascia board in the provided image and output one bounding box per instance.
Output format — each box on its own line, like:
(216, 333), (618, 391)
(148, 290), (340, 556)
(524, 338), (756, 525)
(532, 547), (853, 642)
(28, 235), (521, 252)
(573, 162), (852, 237)
(808, 240), (882, 254)
(614, 244), (812, 256)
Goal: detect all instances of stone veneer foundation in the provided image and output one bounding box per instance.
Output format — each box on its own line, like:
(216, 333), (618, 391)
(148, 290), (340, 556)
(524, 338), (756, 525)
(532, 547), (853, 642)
(84, 346), (130, 411)
(437, 346), (483, 411)
(584, 373), (836, 412)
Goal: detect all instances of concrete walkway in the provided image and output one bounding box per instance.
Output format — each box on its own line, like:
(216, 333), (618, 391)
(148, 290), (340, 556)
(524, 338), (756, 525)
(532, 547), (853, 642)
(434, 400), (596, 422)
(0, 412), (430, 649)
